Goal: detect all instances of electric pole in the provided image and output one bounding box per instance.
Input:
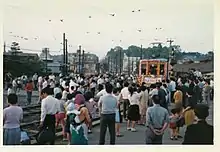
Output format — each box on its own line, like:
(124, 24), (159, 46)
(82, 50), (85, 73)
(140, 44), (143, 59)
(119, 48), (122, 75)
(45, 48), (48, 75)
(63, 33), (66, 75)
(4, 42), (6, 53)
(166, 39), (174, 80)
(115, 53), (118, 74)
(65, 39), (68, 75)
(78, 45), (81, 74)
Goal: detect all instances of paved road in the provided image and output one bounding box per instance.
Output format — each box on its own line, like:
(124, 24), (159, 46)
(54, 101), (213, 145)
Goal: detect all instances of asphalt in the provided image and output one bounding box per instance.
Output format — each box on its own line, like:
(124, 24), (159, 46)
(54, 101), (213, 145)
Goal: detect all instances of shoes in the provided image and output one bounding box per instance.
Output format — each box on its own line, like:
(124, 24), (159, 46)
(88, 130), (92, 134)
(127, 127), (131, 131)
(131, 128), (136, 132)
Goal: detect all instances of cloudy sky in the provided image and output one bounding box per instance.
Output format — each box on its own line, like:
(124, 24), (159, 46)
(3, 0), (213, 59)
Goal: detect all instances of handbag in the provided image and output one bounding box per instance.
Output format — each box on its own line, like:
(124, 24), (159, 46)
(36, 128), (55, 144)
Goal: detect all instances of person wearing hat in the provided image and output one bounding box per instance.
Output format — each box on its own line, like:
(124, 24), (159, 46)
(182, 104), (213, 145)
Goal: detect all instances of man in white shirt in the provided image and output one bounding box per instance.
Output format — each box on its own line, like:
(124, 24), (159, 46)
(97, 76), (104, 85)
(39, 87), (60, 145)
(169, 78), (176, 103)
(119, 82), (130, 120)
(42, 77), (49, 89)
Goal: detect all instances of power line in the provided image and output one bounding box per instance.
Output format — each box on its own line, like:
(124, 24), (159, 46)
(5, 46), (62, 53)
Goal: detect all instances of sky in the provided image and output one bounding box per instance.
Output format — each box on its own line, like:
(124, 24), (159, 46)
(3, 0), (213, 59)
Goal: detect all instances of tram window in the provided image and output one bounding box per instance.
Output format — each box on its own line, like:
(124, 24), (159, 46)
(141, 64), (146, 75)
(149, 64), (157, 75)
(160, 64), (165, 75)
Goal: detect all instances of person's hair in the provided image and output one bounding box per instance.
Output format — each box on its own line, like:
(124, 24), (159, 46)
(55, 93), (62, 100)
(28, 80), (32, 83)
(8, 83), (12, 88)
(124, 81), (129, 87)
(98, 84), (104, 92)
(105, 83), (113, 93)
(55, 83), (60, 87)
(166, 79), (170, 83)
(150, 83), (156, 89)
(7, 93), (18, 105)
(128, 86), (134, 96)
(113, 88), (118, 94)
(140, 85), (146, 91)
(67, 93), (73, 100)
(41, 87), (51, 95)
(163, 84), (167, 88)
(70, 86), (74, 90)
(84, 91), (93, 101)
(156, 82), (162, 88)
(152, 95), (160, 104)
(194, 104), (209, 119)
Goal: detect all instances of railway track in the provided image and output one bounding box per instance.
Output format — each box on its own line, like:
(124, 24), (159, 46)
(19, 103), (124, 145)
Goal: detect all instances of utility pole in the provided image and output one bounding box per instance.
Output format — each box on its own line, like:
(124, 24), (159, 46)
(63, 33), (66, 75)
(119, 48), (122, 75)
(4, 42), (6, 53)
(131, 57), (134, 74)
(45, 48), (48, 75)
(140, 44), (143, 59)
(107, 56), (110, 72)
(65, 39), (68, 75)
(166, 39), (174, 80)
(115, 54), (118, 74)
(82, 50), (85, 73)
(128, 53), (130, 76)
(78, 45), (81, 74)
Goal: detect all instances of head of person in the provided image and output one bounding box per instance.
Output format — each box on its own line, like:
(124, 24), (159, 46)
(152, 95), (160, 105)
(7, 93), (18, 105)
(67, 93), (73, 100)
(194, 104), (209, 120)
(124, 81), (129, 87)
(55, 83), (60, 88)
(105, 83), (113, 94)
(41, 87), (51, 99)
(55, 92), (62, 100)
(75, 94), (86, 105)
(163, 83), (167, 89)
(84, 91), (93, 101)
(140, 85), (146, 92)
(150, 83), (156, 89)
(28, 80), (33, 83)
(128, 86), (134, 96)
(113, 88), (119, 95)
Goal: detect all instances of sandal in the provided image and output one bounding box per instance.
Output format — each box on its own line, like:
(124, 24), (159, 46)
(170, 137), (174, 140)
(116, 134), (124, 137)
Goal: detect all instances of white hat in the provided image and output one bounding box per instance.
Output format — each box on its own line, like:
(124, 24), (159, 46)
(66, 103), (80, 115)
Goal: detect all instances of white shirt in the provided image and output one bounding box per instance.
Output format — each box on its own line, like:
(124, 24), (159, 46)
(169, 81), (176, 92)
(62, 80), (67, 89)
(69, 80), (79, 92)
(96, 89), (107, 97)
(116, 82), (121, 88)
(62, 90), (68, 100)
(97, 78), (104, 85)
(128, 92), (140, 105)
(149, 88), (158, 98)
(7, 88), (14, 95)
(90, 82), (96, 88)
(54, 87), (62, 97)
(120, 87), (129, 99)
(12, 80), (17, 87)
(40, 95), (60, 122)
(49, 75), (55, 81)
(42, 81), (48, 89)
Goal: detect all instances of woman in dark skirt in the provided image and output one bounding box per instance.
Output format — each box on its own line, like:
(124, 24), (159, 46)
(127, 87), (140, 132)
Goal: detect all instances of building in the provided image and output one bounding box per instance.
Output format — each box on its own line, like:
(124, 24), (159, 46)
(39, 48), (61, 74)
(122, 53), (140, 74)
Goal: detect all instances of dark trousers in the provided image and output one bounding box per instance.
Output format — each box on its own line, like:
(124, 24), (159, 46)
(27, 91), (32, 104)
(123, 99), (130, 119)
(99, 113), (116, 145)
(171, 91), (175, 103)
(145, 127), (163, 145)
(38, 114), (56, 145)
(34, 80), (38, 90)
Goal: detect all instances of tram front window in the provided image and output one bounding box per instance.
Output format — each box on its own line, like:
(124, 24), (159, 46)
(149, 64), (157, 75)
(141, 64), (146, 75)
(160, 64), (165, 75)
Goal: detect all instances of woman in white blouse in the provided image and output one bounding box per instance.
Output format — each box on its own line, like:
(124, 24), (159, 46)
(127, 87), (141, 132)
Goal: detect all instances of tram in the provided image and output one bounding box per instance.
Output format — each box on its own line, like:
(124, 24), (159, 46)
(137, 58), (171, 86)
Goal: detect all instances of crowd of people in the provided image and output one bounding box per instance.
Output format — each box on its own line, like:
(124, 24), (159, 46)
(3, 71), (214, 145)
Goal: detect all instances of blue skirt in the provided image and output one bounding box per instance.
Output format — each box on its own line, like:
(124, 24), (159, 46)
(3, 127), (21, 145)
(115, 109), (120, 123)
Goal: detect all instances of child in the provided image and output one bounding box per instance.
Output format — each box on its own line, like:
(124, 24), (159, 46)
(85, 98), (98, 133)
(55, 93), (67, 141)
(169, 108), (180, 140)
(113, 88), (123, 137)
